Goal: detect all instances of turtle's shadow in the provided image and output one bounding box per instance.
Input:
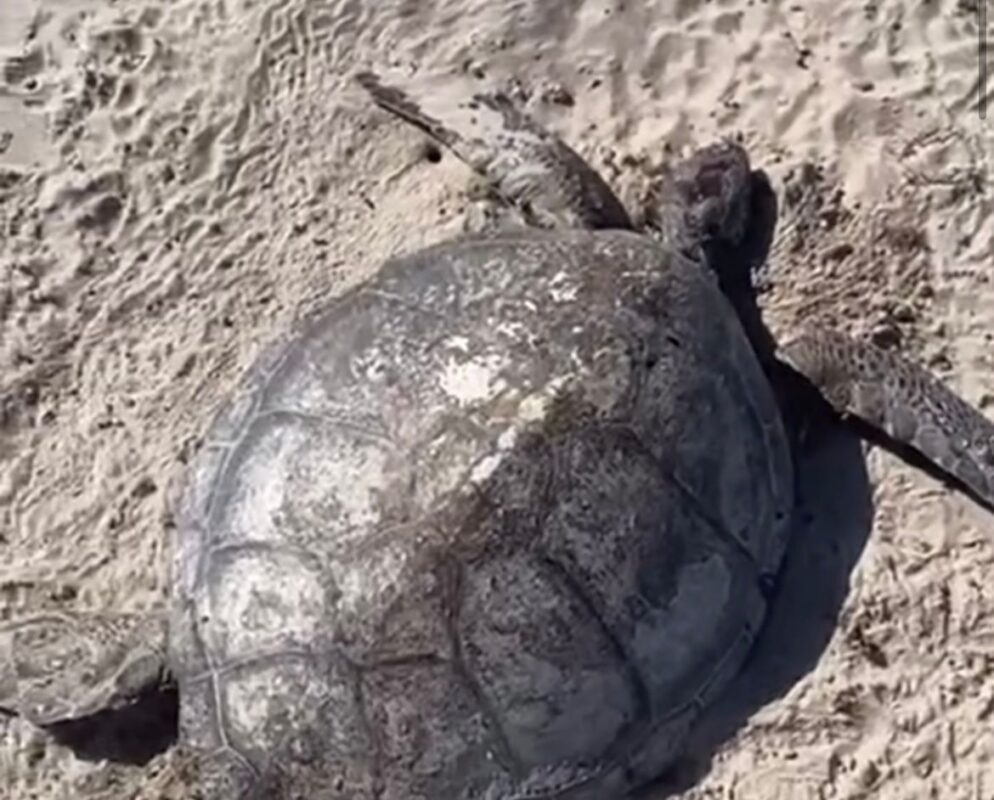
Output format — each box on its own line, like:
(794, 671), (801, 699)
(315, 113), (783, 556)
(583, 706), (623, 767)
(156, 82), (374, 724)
(639, 424), (875, 797)
(45, 685), (179, 766)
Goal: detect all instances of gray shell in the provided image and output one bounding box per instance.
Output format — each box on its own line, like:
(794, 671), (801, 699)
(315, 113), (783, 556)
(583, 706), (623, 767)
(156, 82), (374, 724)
(172, 228), (793, 799)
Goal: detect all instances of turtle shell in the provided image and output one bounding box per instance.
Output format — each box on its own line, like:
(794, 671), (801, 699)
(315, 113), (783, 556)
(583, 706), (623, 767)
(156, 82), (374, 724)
(171, 228), (793, 799)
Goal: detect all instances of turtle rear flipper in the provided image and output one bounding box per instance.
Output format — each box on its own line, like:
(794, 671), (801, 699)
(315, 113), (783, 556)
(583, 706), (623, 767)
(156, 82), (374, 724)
(780, 329), (994, 507)
(355, 70), (633, 231)
(0, 611), (169, 726)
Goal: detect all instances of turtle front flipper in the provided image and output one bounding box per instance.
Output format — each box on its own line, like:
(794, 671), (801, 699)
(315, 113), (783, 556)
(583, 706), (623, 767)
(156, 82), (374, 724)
(780, 328), (994, 508)
(355, 70), (633, 231)
(0, 611), (169, 726)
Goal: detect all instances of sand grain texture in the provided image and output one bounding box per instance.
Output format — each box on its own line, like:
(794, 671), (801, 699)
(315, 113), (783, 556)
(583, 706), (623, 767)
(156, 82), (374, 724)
(1, 1), (992, 798)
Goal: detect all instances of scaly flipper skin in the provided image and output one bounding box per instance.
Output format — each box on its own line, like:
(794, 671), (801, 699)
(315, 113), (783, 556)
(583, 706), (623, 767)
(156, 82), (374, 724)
(0, 611), (169, 725)
(355, 70), (633, 231)
(780, 329), (994, 507)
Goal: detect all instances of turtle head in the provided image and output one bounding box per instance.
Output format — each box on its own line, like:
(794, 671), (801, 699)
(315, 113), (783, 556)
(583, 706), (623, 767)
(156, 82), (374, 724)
(650, 139), (776, 306)
(648, 140), (780, 364)
(648, 140), (753, 255)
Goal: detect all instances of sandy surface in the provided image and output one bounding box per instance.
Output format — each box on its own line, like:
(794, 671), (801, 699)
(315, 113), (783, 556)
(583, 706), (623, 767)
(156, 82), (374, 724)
(1, 0), (993, 798)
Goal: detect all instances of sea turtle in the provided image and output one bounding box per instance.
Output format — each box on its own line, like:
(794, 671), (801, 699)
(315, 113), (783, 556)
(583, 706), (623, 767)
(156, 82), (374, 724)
(2, 70), (993, 800)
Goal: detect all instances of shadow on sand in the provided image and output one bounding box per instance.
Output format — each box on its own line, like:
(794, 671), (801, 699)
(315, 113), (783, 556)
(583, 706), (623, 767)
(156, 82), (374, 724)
(45, 684), (179, 766)
(638, 422), (875, 797)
